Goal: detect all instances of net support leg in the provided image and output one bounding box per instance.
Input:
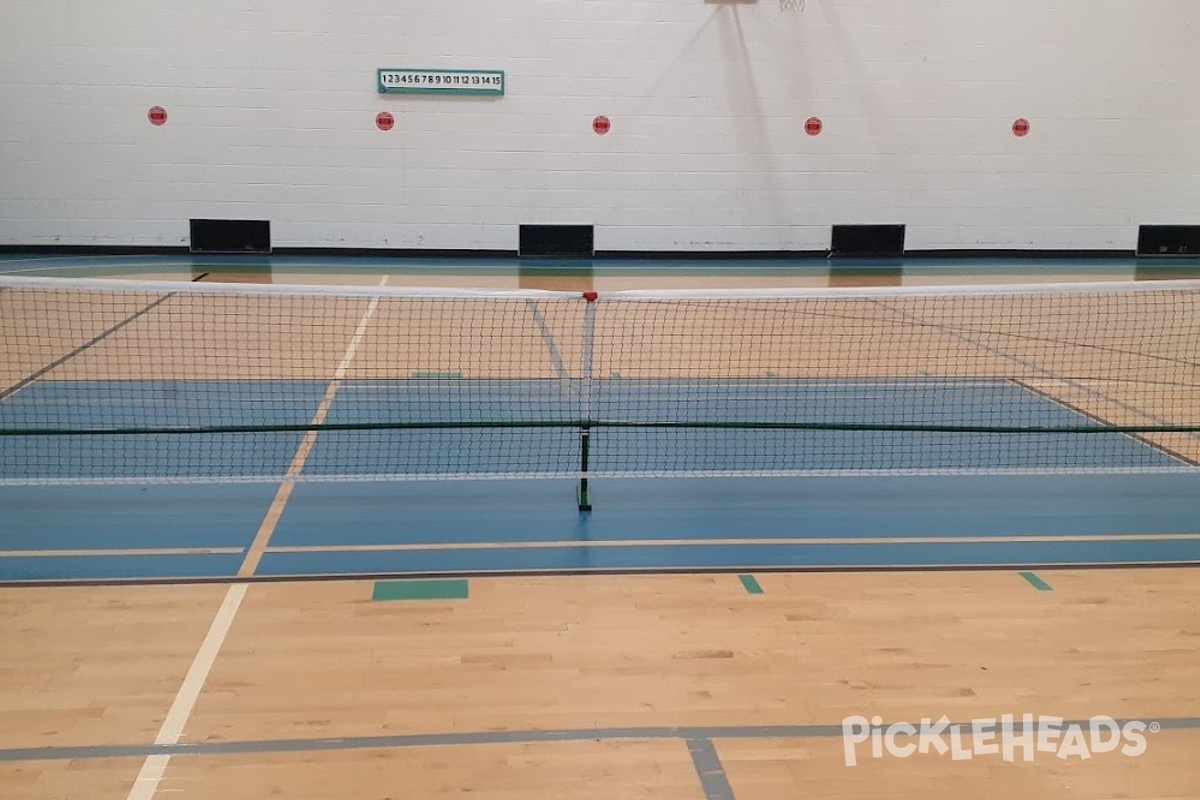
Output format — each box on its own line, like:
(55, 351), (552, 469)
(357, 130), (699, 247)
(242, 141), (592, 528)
(578, 291), (598, 513)
(577, 423), (592, 512)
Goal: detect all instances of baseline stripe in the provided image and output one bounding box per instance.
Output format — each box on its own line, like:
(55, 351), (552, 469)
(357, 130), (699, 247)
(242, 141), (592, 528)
(11, 718), (1200, 763)
(265, 533), (1200, 554)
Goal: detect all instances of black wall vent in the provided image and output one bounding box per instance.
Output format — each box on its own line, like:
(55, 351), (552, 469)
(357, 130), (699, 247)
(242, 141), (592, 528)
(830, 224), (906, 258)
(519, 225), (595, 258)
(190, 219), (272, 254)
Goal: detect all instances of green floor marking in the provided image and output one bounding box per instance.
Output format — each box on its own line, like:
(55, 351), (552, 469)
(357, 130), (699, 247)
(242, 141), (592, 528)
(739, 574), (764, 594)
(410, 371), (463, 379)
(765, 371), (778, 378)
(372, 579), (469, 601)
(1019, 572), (1053, 592)
(610, 371), (622, 379)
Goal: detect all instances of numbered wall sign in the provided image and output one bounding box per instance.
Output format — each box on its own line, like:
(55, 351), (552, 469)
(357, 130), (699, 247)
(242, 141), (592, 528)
(377, 68), (505, 96)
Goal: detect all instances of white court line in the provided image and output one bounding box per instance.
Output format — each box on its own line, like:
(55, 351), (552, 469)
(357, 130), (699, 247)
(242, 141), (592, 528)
(125, 584), (247, 799)
(236, 276), (388, 577)
(125, 277), (389, 800)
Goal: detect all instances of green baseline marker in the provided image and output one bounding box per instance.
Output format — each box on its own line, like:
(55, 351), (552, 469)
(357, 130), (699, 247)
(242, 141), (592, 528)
(739, 574), (764, 594)
(1019, 572), (1053, 592)
(373, 579), (469, 601)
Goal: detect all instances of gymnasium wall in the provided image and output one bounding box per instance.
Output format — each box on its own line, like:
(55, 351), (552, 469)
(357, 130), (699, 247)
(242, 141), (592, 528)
(0, 0), (1197, 253)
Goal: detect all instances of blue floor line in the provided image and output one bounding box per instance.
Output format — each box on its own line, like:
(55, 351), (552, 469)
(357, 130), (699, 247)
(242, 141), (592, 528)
(687, 738), (736, 800)
(4, 717), (1198, 763)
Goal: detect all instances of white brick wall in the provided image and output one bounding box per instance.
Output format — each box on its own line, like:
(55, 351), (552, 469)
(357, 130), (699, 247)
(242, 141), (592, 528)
(0, 0), (1197, 251)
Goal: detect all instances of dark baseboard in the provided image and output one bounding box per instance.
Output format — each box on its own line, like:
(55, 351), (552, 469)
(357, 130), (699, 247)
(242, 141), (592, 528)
(595, 249), (828, 260)
(4, 244), (1197, 263)
(225, 247), (831, 261)
(277, 246), (517, 259)
(0, 244), (518, 259)
(0, 245), (192, 256)
(902, 249), (1136, 260)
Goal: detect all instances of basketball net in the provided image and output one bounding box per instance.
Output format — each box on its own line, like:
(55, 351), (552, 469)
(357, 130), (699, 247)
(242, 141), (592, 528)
(780, 0), (804, 10)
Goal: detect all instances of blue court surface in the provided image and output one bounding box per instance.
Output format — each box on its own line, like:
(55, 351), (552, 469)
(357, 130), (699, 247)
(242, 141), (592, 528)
(3, 253), (1200, 583)
(3, 474), (1200, 582)
(3, 377), (1200, 582)
(1, 377), (1183, 481)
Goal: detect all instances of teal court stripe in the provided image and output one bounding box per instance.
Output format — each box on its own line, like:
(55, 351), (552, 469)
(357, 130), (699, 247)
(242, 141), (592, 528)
(738, 574), (764, 594)
(373, 579), (469, 601)
(1019, 571), (1053, 591)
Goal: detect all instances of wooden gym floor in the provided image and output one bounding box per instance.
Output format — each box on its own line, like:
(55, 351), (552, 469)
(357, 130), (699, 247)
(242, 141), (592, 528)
(3, 570), (1198, 799)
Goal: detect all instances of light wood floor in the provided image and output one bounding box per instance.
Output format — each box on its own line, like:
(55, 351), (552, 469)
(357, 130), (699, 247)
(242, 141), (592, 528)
(2, 568), (1198, 799)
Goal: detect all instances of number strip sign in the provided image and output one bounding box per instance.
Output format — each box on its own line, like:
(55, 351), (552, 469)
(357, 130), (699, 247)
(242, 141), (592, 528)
(377, 68), (505, 96)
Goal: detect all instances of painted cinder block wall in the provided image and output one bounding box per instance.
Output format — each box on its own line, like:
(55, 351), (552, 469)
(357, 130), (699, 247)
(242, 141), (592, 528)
(0, 0), (1197, 252)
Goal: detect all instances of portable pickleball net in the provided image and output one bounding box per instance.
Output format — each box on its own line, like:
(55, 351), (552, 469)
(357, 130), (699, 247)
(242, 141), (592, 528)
(2, 276), (1198, 510)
